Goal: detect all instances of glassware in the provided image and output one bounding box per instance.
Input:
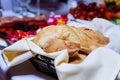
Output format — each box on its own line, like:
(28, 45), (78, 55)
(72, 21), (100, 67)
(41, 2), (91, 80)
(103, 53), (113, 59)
(26, 0), (42, 15)
(27, 0), (58, 15)
(17, 0), (31, 16)
(0, 0), (2, 16)
(12, 0), (22, 14)
(36, 0), (40, 15)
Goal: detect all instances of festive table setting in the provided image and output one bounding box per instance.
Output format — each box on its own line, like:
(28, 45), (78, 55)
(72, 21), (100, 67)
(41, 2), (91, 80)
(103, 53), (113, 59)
(0, 0), (120, 80)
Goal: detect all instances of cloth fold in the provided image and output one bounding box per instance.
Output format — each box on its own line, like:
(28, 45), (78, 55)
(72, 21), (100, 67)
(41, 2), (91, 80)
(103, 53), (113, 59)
(2, 38), (120, 80)
(55, 47), (120, 80)
(1, 18), (120, 80)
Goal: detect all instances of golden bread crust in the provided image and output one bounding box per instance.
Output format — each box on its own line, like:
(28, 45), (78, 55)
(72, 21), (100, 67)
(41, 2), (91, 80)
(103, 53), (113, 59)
(32, 25), (109, 63)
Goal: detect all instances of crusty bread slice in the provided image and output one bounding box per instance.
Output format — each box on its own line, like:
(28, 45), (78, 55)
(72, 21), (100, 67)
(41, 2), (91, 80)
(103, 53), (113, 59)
(43, 38), (80, 58)
(69, 26), (109, 54)
(32, 25), (109, 59)
(68, 51), (87, 64)
(33, 25), (81, 58)
(33, 25), (80, 47)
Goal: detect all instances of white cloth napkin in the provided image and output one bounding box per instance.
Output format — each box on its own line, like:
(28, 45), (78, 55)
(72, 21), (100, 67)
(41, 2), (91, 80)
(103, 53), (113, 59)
(1, 18), (120, 80)
(68, 18), (120, 79)
(55, 47), (120, 80)
(68, 18), (120, 54)
(0, 39), (57, 80)
(1, 38), (120, 80)
(91, 18), (120, 54)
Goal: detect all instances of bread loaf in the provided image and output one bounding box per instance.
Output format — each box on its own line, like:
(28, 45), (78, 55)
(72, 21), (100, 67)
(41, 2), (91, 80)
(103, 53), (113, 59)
(32, 25), (109, 63)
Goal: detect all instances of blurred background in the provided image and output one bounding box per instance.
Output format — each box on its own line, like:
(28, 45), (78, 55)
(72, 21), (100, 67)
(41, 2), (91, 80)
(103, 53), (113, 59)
(0, 0), (120, 80)
(0, 0), (120, 45)
(0, 0), (105, 15)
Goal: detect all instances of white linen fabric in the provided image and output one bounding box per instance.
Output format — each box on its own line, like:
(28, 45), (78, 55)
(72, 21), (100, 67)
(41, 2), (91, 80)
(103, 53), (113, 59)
(1, 18), (120, 80)
(68, 18), (120, 54)
(1, 38), (120, 80)
(0, 39), (57, 80)
(91, 18), (120, 54)
(55, 47), (120, 80)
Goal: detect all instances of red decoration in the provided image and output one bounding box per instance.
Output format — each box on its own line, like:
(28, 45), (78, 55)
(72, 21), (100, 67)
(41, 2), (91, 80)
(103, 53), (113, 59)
(47, 15), (68, 25)
(0, 14), (68, 43)
(69, 2), (116, 20)
(115, 11), (120, 19)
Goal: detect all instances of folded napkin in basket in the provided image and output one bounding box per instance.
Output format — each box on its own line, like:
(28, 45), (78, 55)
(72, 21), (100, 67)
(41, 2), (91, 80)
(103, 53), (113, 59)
(2, 18), (120, 80)
(1, 38), (120, 80)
